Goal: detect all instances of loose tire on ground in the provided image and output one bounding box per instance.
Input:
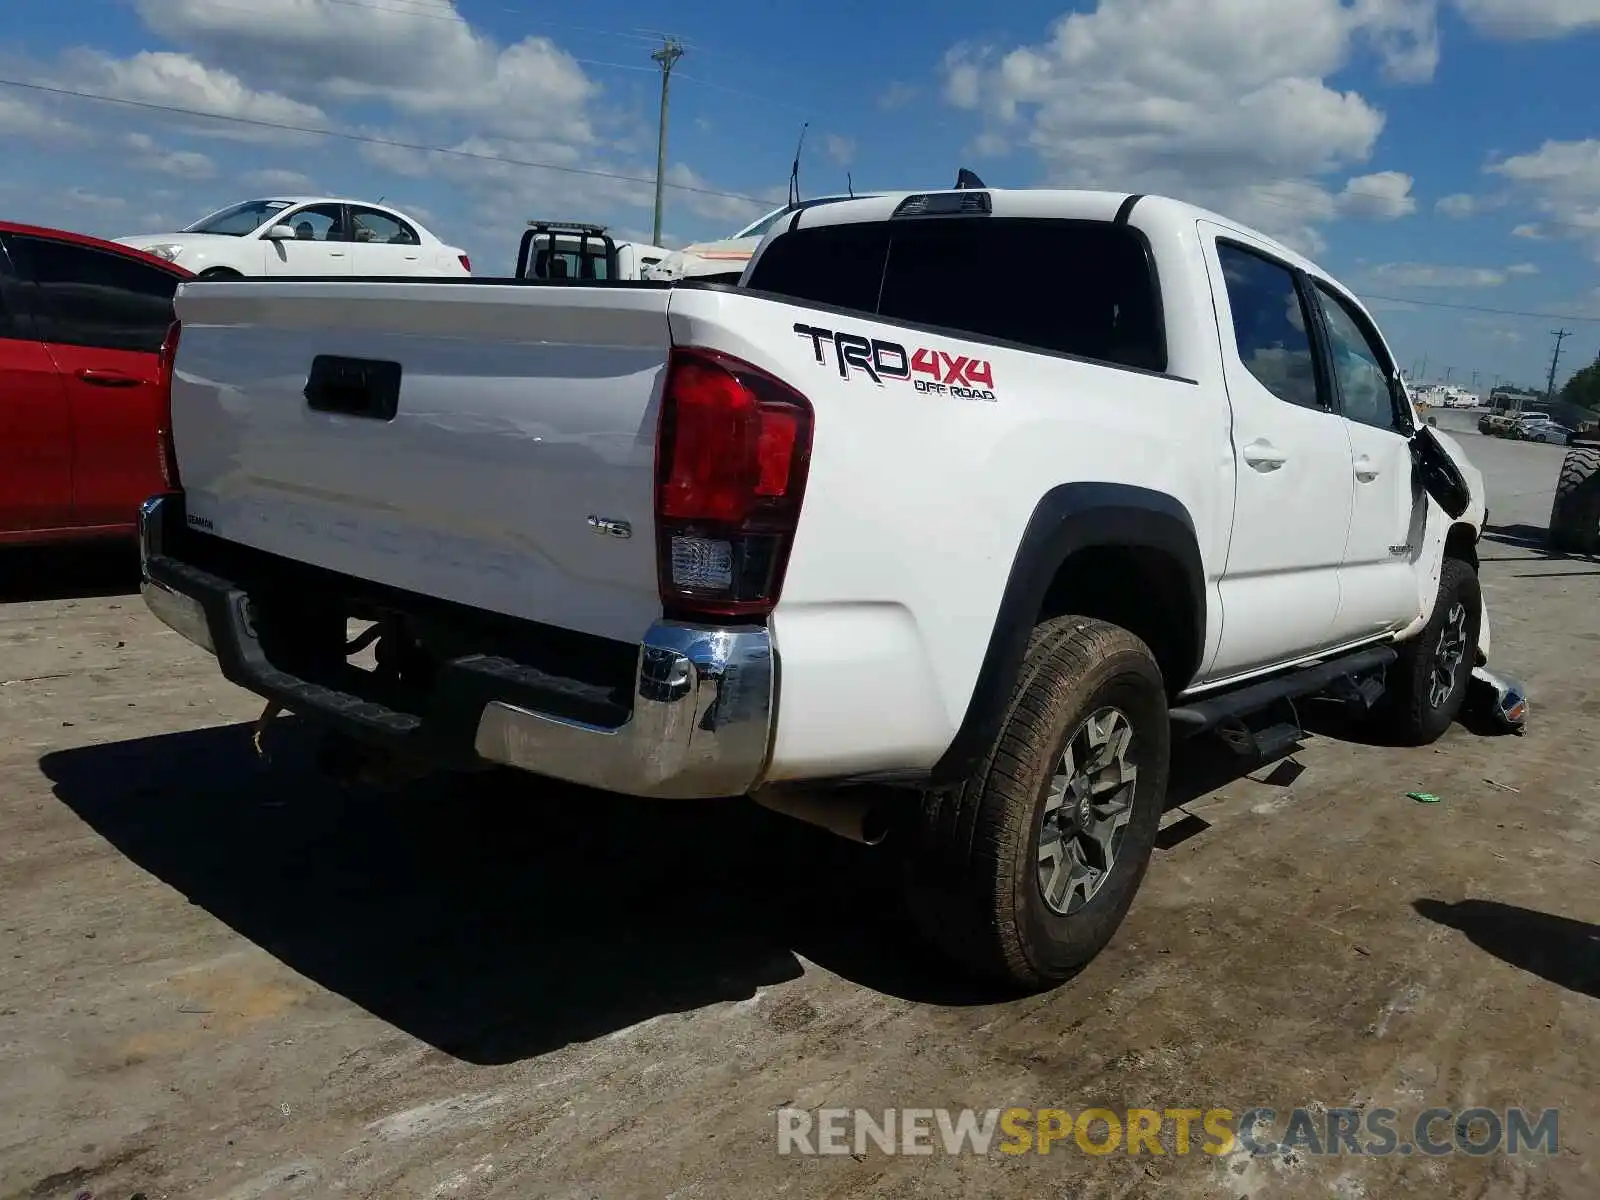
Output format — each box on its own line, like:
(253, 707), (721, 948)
(901, 616), (1170, 991)
(1371, 557), (1481, 747)
(1547, 444), (1600, 555)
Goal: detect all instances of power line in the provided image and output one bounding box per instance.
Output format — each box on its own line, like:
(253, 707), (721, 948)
(0, 75), (774, 207)
(1357, 291), (1600, 324)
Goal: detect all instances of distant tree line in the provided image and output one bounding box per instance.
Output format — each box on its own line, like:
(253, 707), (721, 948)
(1560, 360), (1600, 413)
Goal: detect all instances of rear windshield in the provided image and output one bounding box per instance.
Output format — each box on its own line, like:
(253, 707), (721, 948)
(745, 216), (1167, 373)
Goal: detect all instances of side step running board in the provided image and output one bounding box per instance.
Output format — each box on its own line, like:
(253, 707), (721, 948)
(1170, 645), (1398, 736)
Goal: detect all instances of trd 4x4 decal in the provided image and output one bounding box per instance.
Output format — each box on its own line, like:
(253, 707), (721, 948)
(793, 322), (997, 402)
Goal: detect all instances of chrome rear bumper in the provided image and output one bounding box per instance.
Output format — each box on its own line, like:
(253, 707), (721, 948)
(138, 494), (775, 798)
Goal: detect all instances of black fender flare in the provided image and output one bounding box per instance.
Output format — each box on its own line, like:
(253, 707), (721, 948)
(929, 482), (1207, 787)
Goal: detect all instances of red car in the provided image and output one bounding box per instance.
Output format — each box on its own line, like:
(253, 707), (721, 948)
(1, 220), (192, 546)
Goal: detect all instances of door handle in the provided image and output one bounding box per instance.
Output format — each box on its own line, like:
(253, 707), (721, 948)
(1242, 439), (1287, 471)
(75, 368), (143, 388)
(1354, 455), (1380, 482)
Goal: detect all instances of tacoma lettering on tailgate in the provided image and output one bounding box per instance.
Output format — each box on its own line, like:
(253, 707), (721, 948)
(793, 323), (997, 402)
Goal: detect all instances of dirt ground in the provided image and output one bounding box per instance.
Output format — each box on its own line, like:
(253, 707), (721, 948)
(2, 417), (1596, 1200)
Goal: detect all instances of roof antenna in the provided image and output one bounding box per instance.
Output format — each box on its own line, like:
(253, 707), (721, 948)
(847, 170), (854, 198)
(787, 121), (809, 209)
(953, 168), (985, 190)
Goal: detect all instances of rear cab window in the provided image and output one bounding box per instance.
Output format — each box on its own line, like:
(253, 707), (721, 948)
(745, 216), (1167, 374)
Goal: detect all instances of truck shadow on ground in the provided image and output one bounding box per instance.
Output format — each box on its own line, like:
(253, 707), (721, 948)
(40, 719), (967, 1063)
(0, 542), (140, 603)
(41, 719), (1287, 1061)
(1413, 899), (1600, 999)
(1479, 522), (1593, 563)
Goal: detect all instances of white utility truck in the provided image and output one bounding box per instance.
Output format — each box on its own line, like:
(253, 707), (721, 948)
(514, 220), (667, 282)
(142, 184), (1504, 989)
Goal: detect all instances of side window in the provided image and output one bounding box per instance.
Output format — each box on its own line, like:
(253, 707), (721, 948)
(1314, 283), (1405, 432)
(1216, 243), (1323, 411)
(5, 236), (177, 354)
(743, 222), (890, 315)
(281, 204), (348, 242)
(349, 206), (420, 246)
(877, 218), (1166, 371)
(0, 243), (28, 341)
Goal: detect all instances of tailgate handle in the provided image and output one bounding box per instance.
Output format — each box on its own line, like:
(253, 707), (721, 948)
(303, 355), (402, 421)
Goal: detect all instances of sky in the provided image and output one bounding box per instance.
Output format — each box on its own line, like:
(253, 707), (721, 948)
(1, 0), (1599, 392)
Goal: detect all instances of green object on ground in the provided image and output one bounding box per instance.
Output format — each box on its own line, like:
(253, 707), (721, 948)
(1407, 791), (1442, 804)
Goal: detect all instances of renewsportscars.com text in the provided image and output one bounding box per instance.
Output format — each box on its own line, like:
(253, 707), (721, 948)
(776, 1106), (1560, 1158)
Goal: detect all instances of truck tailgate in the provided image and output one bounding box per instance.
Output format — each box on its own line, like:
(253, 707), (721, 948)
(169, 281), (671, 642)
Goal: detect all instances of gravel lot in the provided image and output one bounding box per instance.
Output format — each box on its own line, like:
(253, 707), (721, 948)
(2, 412), (1596, 1200)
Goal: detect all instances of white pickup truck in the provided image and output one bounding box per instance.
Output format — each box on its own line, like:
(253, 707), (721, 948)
(141, 185), (1505, 990)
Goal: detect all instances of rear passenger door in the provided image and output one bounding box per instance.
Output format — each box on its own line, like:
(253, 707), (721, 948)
(5, 234), (179, 530)
(347, 205), (425, 276)
(1309, 278), (1424, 641)
(1198, 225), (1354, 678)
(0, 237), (73, 533)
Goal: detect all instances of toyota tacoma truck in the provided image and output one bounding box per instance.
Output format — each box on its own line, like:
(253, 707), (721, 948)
(140, 185), (1499, 990)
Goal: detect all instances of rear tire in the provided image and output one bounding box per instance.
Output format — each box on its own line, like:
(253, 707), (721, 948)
(901, 617), (1169, 990)
(197, 267), (243, 280)
(1371, 557), (1480, 746)
(1548, 445), (1600, 555)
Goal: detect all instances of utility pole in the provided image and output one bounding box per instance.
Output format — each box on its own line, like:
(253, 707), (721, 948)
(1444, 366), (1453, 384)
(1419, 354), (1428, 382)
(1545, 327), (1571, 405)
(1470, 370), (1479, 390)
(650, 35), (685, 247)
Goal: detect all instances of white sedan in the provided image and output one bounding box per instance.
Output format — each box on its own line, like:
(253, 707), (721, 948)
(115, 197), (471, 279)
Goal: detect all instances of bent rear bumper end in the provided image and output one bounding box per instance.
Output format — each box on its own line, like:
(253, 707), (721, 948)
(472, 624), (774, 798)
(138, 493), (775, 799)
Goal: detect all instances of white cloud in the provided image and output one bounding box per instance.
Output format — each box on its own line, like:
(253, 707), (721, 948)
(1489, 138), (1600, 259)
(665, 163), (773, 226)
(1366, 262), (1514, 287)
(123, 131), (217, 179)
(243, 167), (317, 191)
(1356, 0), (1442, 82)
(1452, 0), (1600, 39)
(1512, 223), (1546, 239)
(823, 133), (856, 167)
(1436, 192), (1477, 217)
(62, 187), (129, 213)
(134, 0), (596, 142)
(1505, 262), (1539, 276)
(971, 130), (1010, 158)
(60, 49), (327, 143)
(1336, 170), (1416, 218)
(0, 92), (84, 142)
(877, 81), (920, 111)
(938, 0), (1437, 253)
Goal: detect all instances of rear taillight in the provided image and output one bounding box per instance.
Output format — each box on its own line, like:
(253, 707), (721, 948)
(654, 347), (813, 620)
(156, 319), (181, 490)
(458, 253), (472, 273)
